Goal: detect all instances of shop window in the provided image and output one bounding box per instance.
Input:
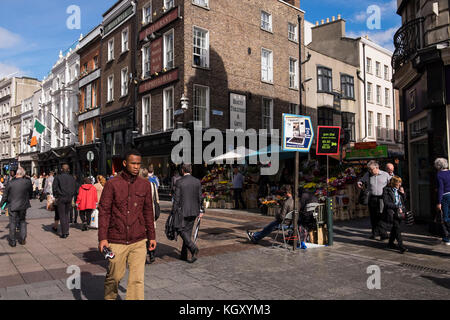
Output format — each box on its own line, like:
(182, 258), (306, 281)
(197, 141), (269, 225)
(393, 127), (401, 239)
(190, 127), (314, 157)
(318, 107), (333, 126)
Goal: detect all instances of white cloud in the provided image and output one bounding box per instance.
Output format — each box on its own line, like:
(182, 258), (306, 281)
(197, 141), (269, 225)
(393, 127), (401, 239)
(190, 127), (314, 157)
(347, 26), (400, 51)
(0, 27), (22, 49)
(0, 62), (26, 78)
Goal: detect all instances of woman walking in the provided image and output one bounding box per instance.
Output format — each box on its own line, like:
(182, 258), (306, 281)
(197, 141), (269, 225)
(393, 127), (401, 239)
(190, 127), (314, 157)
(382, 176), (408, 253)
(435, 158), (450, 245)
(76, 177), (98, 231)
(94, 175), (106, 203)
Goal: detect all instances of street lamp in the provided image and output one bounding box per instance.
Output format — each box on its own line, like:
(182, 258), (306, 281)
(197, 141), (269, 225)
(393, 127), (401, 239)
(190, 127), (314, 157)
(176, 93), (189, 129)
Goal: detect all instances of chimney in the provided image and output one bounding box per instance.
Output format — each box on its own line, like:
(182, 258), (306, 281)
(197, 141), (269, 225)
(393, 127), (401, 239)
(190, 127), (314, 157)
(338, 14), (341, 20)
(332, 16), (335, 21)
(326, 18), (330, 23)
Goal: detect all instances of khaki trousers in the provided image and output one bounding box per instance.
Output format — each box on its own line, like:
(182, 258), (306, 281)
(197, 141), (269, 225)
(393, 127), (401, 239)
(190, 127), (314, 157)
(104, 239), (147, 300)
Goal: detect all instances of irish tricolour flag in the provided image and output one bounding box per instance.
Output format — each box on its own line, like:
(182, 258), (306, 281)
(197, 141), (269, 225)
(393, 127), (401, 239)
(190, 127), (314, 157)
(30, 119), (45, 147)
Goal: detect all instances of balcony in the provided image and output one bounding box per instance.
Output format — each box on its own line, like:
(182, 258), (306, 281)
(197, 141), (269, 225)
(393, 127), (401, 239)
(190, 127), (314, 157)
(392, 17), (424, 71)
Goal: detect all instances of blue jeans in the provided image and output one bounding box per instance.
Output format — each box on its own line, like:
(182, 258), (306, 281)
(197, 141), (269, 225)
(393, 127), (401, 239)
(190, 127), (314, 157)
(253, 220), (280, 242)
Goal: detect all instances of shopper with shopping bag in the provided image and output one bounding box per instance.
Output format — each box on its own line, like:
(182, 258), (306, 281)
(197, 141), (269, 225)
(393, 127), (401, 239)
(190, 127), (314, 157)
(76, 177), (98, 231)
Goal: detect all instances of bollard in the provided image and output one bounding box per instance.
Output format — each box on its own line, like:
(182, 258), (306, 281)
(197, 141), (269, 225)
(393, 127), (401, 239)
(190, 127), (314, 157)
(326, 197), (333, 246)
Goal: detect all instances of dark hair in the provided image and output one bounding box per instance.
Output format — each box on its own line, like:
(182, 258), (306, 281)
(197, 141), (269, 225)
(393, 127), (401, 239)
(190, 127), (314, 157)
(282, 185), (292, 194)
(124, 149), (142, 161)
(83, 177), (92, 184)
(148, 164), (154, 173)
(182, 163), (192, 174)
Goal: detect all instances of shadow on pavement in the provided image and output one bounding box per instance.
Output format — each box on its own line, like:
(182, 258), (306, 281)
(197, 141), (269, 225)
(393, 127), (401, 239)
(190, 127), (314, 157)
(153, 242), (182, 260)
(41, 224), (60, 236)
(69, 272), (126, 300)
(420, 275), (450, 290)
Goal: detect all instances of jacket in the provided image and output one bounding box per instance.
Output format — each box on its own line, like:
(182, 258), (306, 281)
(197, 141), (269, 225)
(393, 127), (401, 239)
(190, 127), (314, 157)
(98, 170), (155, 245)
(382, 186), (406, 223)
(52, 173), (76, 201)
(277, 196), (294, 223)
(94, 183), (104, 203)
(173, 174), (202, 231)
(76, 184), (98, 211)
(0, 177), (33, 212)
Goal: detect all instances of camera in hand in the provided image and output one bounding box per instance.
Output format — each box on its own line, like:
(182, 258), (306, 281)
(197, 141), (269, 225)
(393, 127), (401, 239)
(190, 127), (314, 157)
(102, 247), (115, 260)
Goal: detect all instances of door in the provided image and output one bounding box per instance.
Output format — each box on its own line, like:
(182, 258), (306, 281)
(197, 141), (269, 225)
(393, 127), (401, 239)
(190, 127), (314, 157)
(409, 137), (431, 220)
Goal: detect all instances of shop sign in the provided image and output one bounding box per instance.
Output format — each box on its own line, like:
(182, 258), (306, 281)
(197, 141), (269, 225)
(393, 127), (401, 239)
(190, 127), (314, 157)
(104, 117), (128, 132)
(150, 38), (163, 74)
(139, 68), (179, 93)
(212, 110), (223, 116)
(354, 142), (377, 150)
(282, 114), (314, 152)
(230, 93), (246, 130)
(316, 126), (341, 156)
(139, 7), (179, 41)
(345, 145), (388, 160)
(104, 6), (134, 36)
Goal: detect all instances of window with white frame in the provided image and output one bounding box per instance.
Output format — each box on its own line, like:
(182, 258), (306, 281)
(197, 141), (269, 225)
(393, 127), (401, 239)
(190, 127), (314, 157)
(289, 57), (298, 89)
(143, 44), (151, 77)
(121, 28), (129, 52)
(261, 48), (273, 83)
(288, 23), (298, 42)
(385, 88), (390, 106)
(386, 115), (391, 140)
(384, 65), (389, 80)
(193, 27), (209, 68)
(164, 0), (174, 10)
(367, 82), (373, 102)
(107, 75), (114, 102)
(193, 85), (210, 127)
(121, 68), (128, 96)
(376, 61), (381, 77)
(142, 95), (151, 134)
(163, 87), (174, 131)
(262, 98), (273, 130)
(143, 2), (152, 24)
(193, 0), (208, 7)
(368, 111), (373, 137)
(261, 11), (272, 32)
(366, 58), (372, 74)
(164, 30), (174, 69)
(108, 39), (114, 61)
(377, 113), (382, 138)
(376, 85), (381, 104)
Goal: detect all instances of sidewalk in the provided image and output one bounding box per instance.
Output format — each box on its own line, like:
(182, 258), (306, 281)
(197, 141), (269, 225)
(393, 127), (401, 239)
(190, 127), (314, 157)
(0, 200), (448, 300)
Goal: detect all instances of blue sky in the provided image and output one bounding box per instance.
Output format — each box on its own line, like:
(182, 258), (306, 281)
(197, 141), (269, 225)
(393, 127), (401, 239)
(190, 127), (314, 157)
(0, 0), (401, 80)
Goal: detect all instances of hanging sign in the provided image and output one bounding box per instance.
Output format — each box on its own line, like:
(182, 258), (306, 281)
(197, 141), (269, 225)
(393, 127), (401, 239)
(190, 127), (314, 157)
(282, 114), (314, 152)
(316, 126), (341, 156)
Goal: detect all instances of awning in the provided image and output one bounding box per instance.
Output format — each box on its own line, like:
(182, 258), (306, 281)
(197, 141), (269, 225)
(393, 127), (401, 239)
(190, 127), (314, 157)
(208, 146), (257, 163)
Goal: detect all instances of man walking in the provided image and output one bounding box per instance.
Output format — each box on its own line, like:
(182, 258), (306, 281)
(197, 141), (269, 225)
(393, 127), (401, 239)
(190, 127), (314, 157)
(99, 149), (156, 300)
(232, 166), (246, 210)
(52, 164), (76, 238)
(358, 160), (391, 240)
(173, 164), (203, 263)
(148, 165), (160, 189)
(0, 167), (33, 247)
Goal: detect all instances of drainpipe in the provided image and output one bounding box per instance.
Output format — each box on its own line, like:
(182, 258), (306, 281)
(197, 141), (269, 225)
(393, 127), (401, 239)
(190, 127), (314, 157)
(357, 42), (368, 141)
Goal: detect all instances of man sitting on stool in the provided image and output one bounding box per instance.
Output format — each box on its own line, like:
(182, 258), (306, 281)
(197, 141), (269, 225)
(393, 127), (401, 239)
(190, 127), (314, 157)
(246, 185), (294, 244)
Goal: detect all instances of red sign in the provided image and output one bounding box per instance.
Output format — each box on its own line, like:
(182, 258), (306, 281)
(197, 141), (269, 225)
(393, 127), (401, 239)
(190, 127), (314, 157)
(139, 7), (179, 41)
(139, 68), (179, 94)
(354, 142), (377, 150)
(151, 38), (163, 74)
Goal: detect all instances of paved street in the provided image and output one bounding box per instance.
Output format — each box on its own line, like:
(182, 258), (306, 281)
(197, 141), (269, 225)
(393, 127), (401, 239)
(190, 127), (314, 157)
(0, 199), (449, 300)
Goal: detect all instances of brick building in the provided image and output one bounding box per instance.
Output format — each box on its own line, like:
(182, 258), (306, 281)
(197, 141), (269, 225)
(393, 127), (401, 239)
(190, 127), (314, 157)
(133, 0), (304, 184)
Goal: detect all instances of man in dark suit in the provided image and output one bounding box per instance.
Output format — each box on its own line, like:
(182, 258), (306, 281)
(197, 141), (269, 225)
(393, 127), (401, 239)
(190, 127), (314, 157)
(173, 164), (203, 263)
(0, 167), (33, 247)
(53, 164), (76, 238)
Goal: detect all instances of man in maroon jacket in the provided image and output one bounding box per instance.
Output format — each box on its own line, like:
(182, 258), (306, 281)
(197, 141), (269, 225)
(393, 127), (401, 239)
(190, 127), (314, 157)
(98, 149), (156, 300)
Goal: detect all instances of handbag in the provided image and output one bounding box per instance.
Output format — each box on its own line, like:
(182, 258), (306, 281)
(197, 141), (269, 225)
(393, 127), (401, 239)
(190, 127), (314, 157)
(90, 209), (99, 229)
(358, 188), (369, 206)
(46, 195), (55, 212)
(165, 212), (176, 241)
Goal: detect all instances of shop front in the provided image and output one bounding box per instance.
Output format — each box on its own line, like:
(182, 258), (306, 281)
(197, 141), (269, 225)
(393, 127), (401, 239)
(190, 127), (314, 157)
(1, 158), (18, 175)
(18, 153), (39, 176)
(76, 142), (101, 179)
(37, 145), (79, 175)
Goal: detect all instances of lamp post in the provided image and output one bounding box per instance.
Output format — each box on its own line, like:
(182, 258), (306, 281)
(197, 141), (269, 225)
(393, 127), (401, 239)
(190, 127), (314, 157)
(179, 93), (189, 128)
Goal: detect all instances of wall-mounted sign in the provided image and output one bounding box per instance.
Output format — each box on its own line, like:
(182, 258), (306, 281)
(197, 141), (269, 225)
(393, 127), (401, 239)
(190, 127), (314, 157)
(139, 7), (179, 41)
(282, 114), (314, 152)
(316, 126), (341, 156)
(104, 6), (134, 36)
(150, 38), (163, 75)
(230, 93), (246, 130)
(139, 68), (179, 93)
(345, 145), (388, 160)
(354, 142), (377, 150)
(212, 110), (223, 116)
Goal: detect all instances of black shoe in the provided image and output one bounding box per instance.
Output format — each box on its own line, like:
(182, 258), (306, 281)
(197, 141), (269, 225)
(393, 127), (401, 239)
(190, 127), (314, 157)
(180, 255), (188, 261)
(18, 239), (26, 245)
(189, 247), (199, 263)
(388, 243), (397, 250)
(82, 224), (88, 231)
(379, 235), (389, 241)
(52, 226), (58, 233)
(8, 239), (16, 247)
(246, 230), (258, 244)
(60, 234), (69, 239)
(399, 246), (408, 254)
(69, 219), (73, 223)
(149, 251), (156, 263)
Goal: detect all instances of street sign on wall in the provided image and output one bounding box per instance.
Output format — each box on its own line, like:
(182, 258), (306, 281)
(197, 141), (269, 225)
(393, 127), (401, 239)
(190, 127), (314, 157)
(345, 145), (388, 160)
(316, 126), (341, 156)
(282, 114), (314, 152)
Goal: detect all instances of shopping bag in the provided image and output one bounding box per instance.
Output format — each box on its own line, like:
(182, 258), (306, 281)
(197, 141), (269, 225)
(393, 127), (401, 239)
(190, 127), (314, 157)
(46, 195), (55, 211)
(90, 209), (99, 229)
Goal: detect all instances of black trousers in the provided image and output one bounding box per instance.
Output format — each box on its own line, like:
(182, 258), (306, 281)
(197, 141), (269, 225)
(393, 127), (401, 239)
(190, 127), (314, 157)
(233, 188), (246, 209)
(9, 210), (27, 242)
(389, 218), (403, 246)
(79, 209), (93, 225)
(368, 196), (388, 237)
(180, 216), (197, 258)
(56, 199), (72, 236)
(70, 206), (79, 223)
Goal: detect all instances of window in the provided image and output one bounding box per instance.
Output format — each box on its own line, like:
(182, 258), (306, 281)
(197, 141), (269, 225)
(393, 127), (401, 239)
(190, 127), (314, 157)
(164, 30), (174, 69)
(341, 74), (354, 99)
(318, 107), (334, 126)
(86, 84), (92, 109)
(142, 95), (151, 134)
(376, 61), (381, 77)
(366, 58), (372, 74)
(94, 56), (99, 69)
(342, 112), (355, 142)
(376, 85), (381, 104)
(83, 63), (88, 73)
(121, 68), (128, 96)
(262, 98), (273, 129)
(193, 27), (209, 68)
(143, 2), (152, 24)
(108, 39), (114, 61)
(317, 67), (332, 93)
(193, 85), (210, 127)
(163, 87), (174, 131)
(368, 111), (373, 137)
(164, 0), (174, 10)
(261, 11), (272, 32)
(385, 88), (390, 106)
(386, 115), (391, 140)
(107, 75), (114, 102)
(377, 113), (382, 138)
(121, 28), (129, 53)
(261, 48), (273, 83)
(288, 23), (298, 42)
(143, 44), (151, 77)
(384, 65), (389, 80)
(289, 58), (298, 89)
(289, 103), (299, 114)
(92, 82), (97, 107)
(83, 122), (87, 145)
(193, 0), (208, 7)
(367, 82), (373, 102)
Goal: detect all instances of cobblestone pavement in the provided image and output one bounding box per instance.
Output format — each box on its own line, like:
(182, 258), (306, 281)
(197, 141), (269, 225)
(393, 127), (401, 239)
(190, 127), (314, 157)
(0, 199), (449, 300)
